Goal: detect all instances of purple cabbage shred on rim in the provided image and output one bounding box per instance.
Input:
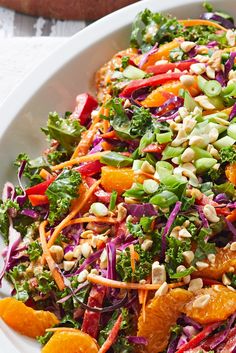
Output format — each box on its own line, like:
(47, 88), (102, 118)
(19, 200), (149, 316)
(207, 313), (236, 350)
(127, 336), (148, 345)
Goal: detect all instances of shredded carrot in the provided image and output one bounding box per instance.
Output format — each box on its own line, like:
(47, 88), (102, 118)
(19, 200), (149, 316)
(51, 151), (109, 171)
(142, 289), (148, 322)
(102, 141), (112, 151)
(179, 19), (227, 32)
(101, 130), (117, 139)
(39, 168), (53, 180)
(98, 314), (122, 353)
(87, 274), (184, 290)
(138, 289), (144, 304)
(44, 179), (101, 251)
(46, 327), (78, 333)
(71, 116), (100, 159)
(129, 244), (136, 273)
(66, 216), (118, 226)
(227, 209), (236, 222)
(39, 221), (65, 291)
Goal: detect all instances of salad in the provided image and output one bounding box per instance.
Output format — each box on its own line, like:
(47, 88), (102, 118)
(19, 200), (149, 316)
(1, 2), (236, 353)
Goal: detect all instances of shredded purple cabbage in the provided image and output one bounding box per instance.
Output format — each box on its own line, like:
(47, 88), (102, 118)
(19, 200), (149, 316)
(57, 281), (89, 303)
(127, 336), (148, 345)
(196, 206), (209, 228)
(208, 313), (236, 350)
(183, 325), (198, 339)
(216, 70), (226, 87)
(106, 242), (117, 280)
(160, 201), (182, 262)
(130, 87), (151, 106)
(15, 160), (27, 207)
(225, 219), (236, 240)
(0, 221), (21, 286)
(225, 52), (236, 78)
(178, 314), (202, 331)
(66, 248), (103, 277)
(151, 96), (183, 116)
(2, 182), (15, 202)
(200, 12), (235, 29)
(125, 203), (158, 219)
(177, 333), (188, 349)
(20, 209), (39, 219)
(214, 193), (229, 204)
(138, 43), (158, 68)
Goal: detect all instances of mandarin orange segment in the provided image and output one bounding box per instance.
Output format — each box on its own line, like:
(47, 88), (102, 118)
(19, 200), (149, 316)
(225, 163), (236, 185)
(101, 166), (135, 195)
(183, 285), (236, 324)
(0, 297), (59, 338)
(194, 248), (236, 280)
(137, 288), (192, 353)
(141, 77), (200, 108)
(42, 330), (99, 353)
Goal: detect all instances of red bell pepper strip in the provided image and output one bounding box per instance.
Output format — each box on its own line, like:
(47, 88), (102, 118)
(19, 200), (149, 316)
(176, 322), (220, 353)
(72, 93), (98, 126)
(196, 194), (230, 216)
(202, 278), (221, 286)
(25, 178), (55, 196)
(76, 160), (103, 177)
(120, 72), (183, 97)
(28, 194), (49, 207)
(142, 143), (166, 154)
(98, 313), (122, 353)
(146, 61), (195, 75)
(81, 285), (106, 339)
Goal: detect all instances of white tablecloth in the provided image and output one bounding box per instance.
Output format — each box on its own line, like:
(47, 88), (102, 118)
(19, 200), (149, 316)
(0, 37), (66, 104)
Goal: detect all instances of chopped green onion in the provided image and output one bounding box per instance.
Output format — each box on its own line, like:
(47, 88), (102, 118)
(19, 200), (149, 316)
(184, 91), (198, 112)
(162, 146), (185, 160)
(123, 65), (146, 80)
(197, 75), (208, 92)
(191, 146), (212, 160)
(109, 191), (118, 211)
(195, 158), (217, 174)
(228, 124), (236, 140)
(156, 131), (172, 144)
(132, 160), (144, 171)
(204, 80), (222, 97)
(100, 152), (133, 168)
(143, 179), (159, 194)
(150, 190), (178, 208)
(222, 82), (236, 97)
(90, 202), (109, 217)
(214, 136), (236, 150)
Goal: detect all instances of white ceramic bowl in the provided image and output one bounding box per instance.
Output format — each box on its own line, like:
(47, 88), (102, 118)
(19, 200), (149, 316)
(0, 0), (235, 351)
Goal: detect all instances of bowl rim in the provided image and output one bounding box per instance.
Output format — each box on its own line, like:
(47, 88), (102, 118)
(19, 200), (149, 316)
(0, 0), (224, 351)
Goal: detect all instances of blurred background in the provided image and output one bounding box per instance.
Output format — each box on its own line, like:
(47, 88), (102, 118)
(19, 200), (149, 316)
(0, 0), (139, 103)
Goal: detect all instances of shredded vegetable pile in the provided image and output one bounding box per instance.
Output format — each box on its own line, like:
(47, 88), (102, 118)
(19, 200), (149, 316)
(1, 3), (236, 353)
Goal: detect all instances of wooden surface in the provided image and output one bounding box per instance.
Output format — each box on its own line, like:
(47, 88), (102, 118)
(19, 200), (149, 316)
(0, 0), (138, 20)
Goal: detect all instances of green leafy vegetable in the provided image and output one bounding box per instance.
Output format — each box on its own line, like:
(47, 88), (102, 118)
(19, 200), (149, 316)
(165, 236), (191, 277)
(100, 152), (133, 168)
(0, 199), (19, 243)
(15, 153), (46, 185)
(27, 240), (42, 261)
(42, 112), (85, 153)
(46, 169), (82, 224)
(219, 146), (236, 163)
(121, 56), (130, 69)
(193, 228), (216, 264)
(105, 98), (153, 140)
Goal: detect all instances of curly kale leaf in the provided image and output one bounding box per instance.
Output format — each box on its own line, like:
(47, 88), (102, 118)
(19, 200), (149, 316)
(116, 244), (154, 282)
(45, 169), (82, 224)
(27, 240), (42, 261)
(219, 146), (236, 163)
(105, 98), (153, 140)
(130, 9), (226, 52)
(130, 9), (182, 52)
(165, 236), (191, 277)
(42, 112), (85, 153)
